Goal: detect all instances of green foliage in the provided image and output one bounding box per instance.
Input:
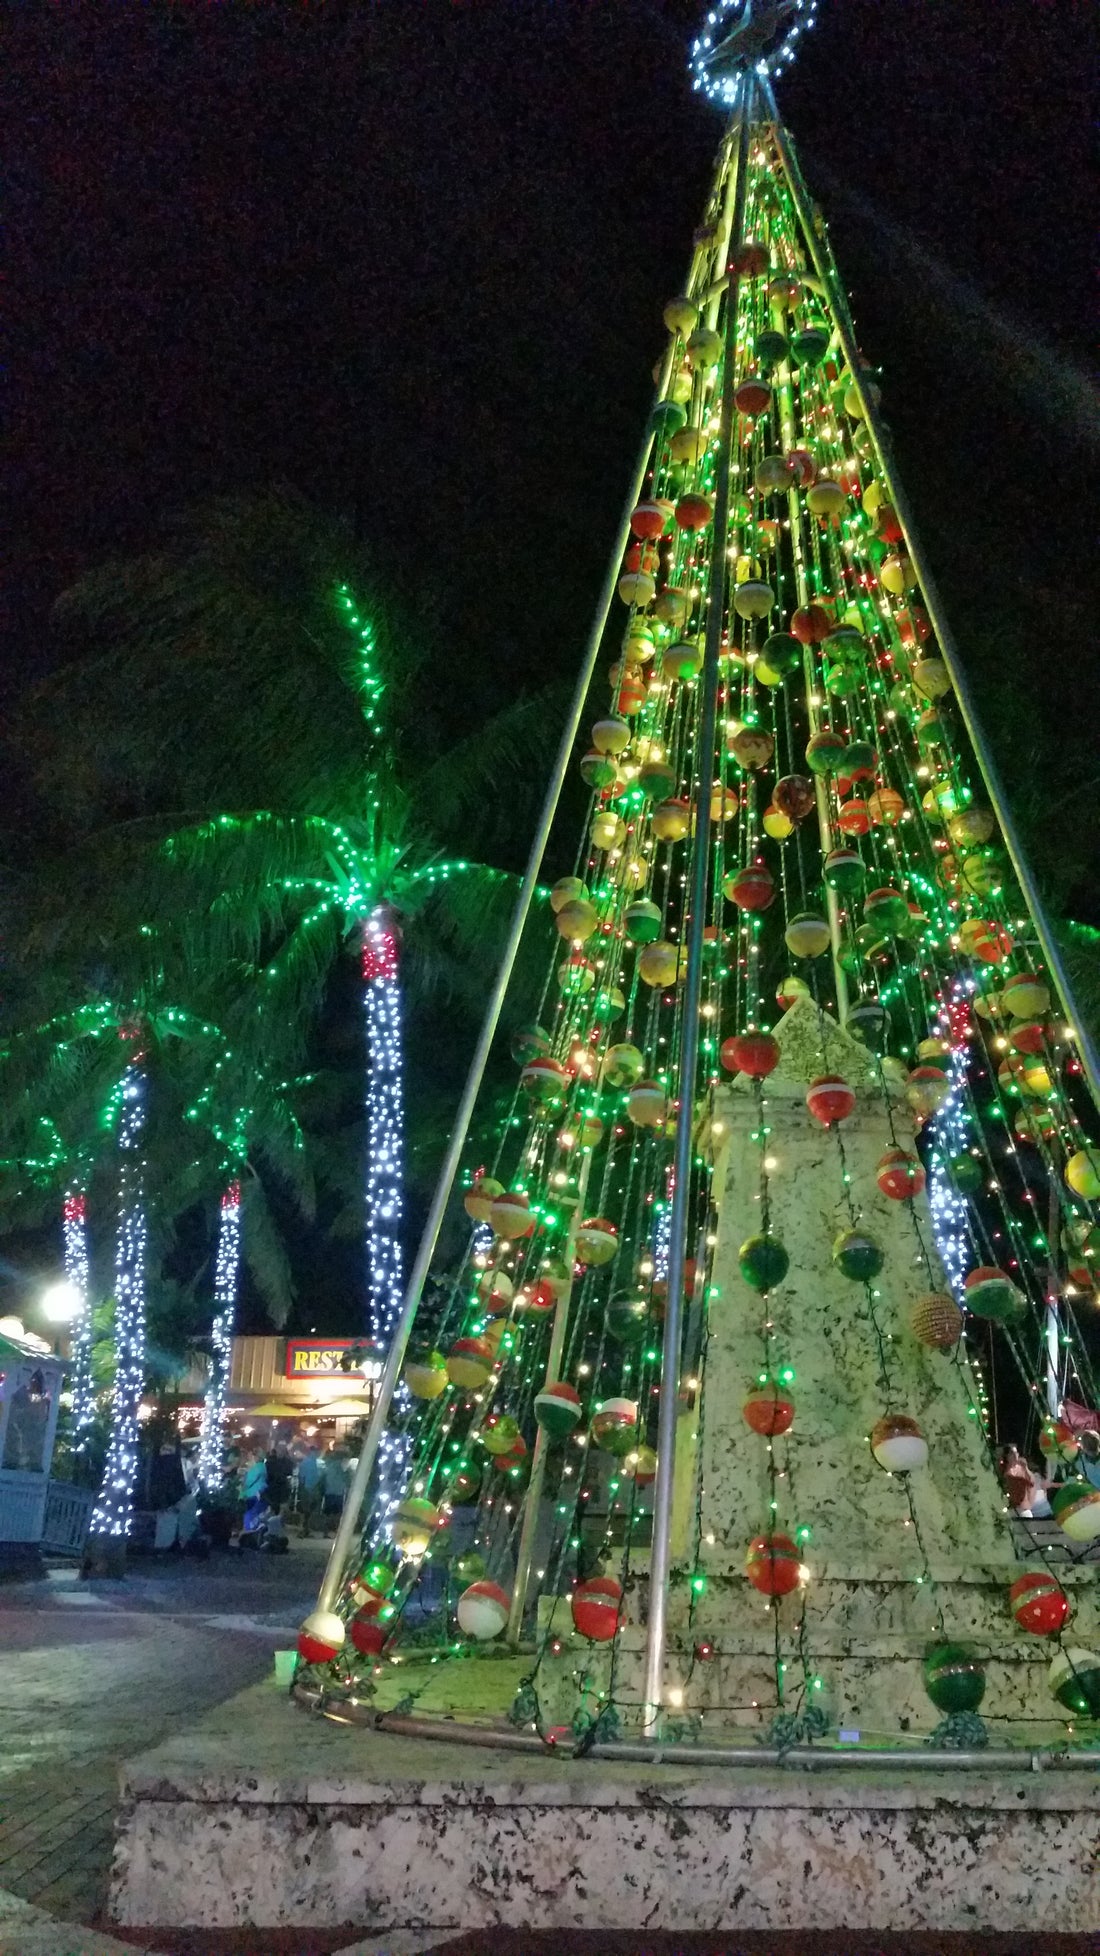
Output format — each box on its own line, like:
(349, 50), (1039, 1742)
(0, 490), (549, 1348)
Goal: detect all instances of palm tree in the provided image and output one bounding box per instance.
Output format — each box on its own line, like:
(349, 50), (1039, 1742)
(12, 491), (550, 1522)
(0, 987), (315, 1552)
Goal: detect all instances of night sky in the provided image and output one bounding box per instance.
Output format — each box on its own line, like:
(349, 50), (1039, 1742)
(5, 2), (1098, 1361)
(10, 1), (1098, 805)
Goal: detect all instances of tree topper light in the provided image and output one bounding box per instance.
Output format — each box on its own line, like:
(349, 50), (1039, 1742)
(691, 0), (820, 102)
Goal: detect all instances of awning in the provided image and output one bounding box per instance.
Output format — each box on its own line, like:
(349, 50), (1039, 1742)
(243, 1397), (372, 1419)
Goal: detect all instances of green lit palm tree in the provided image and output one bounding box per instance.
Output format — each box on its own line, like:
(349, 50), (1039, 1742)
(18, 491), (549, 1518)
(0, 990), (318, 1534)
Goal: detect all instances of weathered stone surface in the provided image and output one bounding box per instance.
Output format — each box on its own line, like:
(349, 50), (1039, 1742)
(703, 996), (1013, 1579)
(109, 1685), (1100, 1933)
(534, 998), (1098, 1734)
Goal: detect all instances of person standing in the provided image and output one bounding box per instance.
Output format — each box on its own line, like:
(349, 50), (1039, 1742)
(241, 1449), (267, 1505)
(321, 1445), (350, 1536)
(296, 1443), (324, 1537)
(265, 1438), (293, 1517)
(998, 1444), (1051, 1517)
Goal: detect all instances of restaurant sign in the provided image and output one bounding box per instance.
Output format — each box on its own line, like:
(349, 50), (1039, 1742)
(284, 1339), (381, 1381)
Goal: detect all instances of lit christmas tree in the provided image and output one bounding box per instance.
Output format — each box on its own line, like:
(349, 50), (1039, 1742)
(298, 3), (1100, 1744)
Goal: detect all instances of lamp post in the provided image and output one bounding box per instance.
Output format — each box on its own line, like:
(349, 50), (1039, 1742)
(39, 1279), (83, 1357)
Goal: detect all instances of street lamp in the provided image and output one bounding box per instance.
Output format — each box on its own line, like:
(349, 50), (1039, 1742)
(40, 1280), (83, 1325)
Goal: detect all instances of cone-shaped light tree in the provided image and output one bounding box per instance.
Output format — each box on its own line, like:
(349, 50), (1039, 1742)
(298, 6), (1100, 1743)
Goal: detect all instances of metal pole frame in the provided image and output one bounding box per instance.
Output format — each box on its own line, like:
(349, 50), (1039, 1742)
(769, 109), (1100, 1114)
(766, 272), (849, 1021)
(505, 1148), (594, 1640)
(315, 264), (706, 1620)
(641, 73), (755, 1730)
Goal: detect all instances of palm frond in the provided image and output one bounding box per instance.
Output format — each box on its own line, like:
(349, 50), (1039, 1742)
(39, 490), (410, 826)
(409, 682), (568, 855)
(240, 1175), (295, 1328)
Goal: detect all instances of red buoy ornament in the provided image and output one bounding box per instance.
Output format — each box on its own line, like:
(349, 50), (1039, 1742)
(1010, 1571), (1071, 1638)
(806, 1074), (856, 1127)
(720, 1031), (780, 1077)
(745, 1532), (802, 1596)
(571, 1575), (623, 1641)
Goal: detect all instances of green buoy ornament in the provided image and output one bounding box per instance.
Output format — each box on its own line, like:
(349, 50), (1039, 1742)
(534, 1381), (583, 1439)
(805, 729), (847, 776)
(963, 1265), (1026, 1323)
(864, 886), (910, 936)
(832, 1227), (885, 1282)
(759, 632), (802, 678)
(624, 898), (663, 945)
(1048, 1647), (1100, 1718)
(739, 1232), (790, 1292)
(841, 738), (877, 783)
(846, 1000), (890, 1052)
(824, 846), (865, 894)
(606, 1290), (650, 1346)
(823, 626), (864, 666)
(790, 325), (829, 366)
(649, 397), (687, 435)
(923, 1642), (986, 1714)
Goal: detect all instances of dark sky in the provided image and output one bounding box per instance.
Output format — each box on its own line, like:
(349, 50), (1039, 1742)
(10, 0), (1097, 757)
(4, 0), (1097, 1348)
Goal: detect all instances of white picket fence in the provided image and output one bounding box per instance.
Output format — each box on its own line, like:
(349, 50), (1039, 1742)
(41, 1478), (94, 1555)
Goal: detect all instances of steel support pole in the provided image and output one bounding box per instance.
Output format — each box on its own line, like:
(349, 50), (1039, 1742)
(316, 288), (703, 1622)
(1045, 1151), (1063, 1418)
(506, 1149), (593, 1640)
(766, 242), (849, 1022)
(770, 115), (1100, 1114)
(641, 76), (754, 1730)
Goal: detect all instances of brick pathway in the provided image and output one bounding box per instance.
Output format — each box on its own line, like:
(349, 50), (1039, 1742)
(0, 1542), (326, 1930)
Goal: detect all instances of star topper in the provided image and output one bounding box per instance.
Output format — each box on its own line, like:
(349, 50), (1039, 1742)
(690, 0), (820, 103)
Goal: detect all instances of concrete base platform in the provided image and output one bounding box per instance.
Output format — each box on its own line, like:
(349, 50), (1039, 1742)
(110, 1679), (1100, 1936)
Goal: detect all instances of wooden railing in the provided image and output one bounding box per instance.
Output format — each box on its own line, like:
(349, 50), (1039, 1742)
(41, 1478), (94, 1555)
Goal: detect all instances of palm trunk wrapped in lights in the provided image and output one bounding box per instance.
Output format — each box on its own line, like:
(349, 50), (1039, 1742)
(362, 910), (408, 1535)
(63, 1187), (96, 1445)
(86, 1060), (148, 1571)
(197, 1179), (242, 1492)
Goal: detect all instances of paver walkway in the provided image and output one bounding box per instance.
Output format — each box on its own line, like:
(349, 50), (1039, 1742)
(0, 1540), (325, 1930)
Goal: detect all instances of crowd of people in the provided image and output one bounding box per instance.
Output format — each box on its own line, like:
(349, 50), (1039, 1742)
(215, 1436), (354, 1550)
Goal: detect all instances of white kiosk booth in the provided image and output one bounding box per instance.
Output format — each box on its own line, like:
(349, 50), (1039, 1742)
(0, 1320), (69, 1569)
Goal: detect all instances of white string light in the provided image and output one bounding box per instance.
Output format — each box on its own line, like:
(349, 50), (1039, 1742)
(690, 0), (821, 104)
(470, 1221), (493, 1263)
(653, 1178), (673, 1286)
(927, 984), (975, 1304)
(364, 911), (408, 1534)
(89, 1064), (147, 1539)
(64, 1187), (95, 1441)
(197, 1180), (241, 1492)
